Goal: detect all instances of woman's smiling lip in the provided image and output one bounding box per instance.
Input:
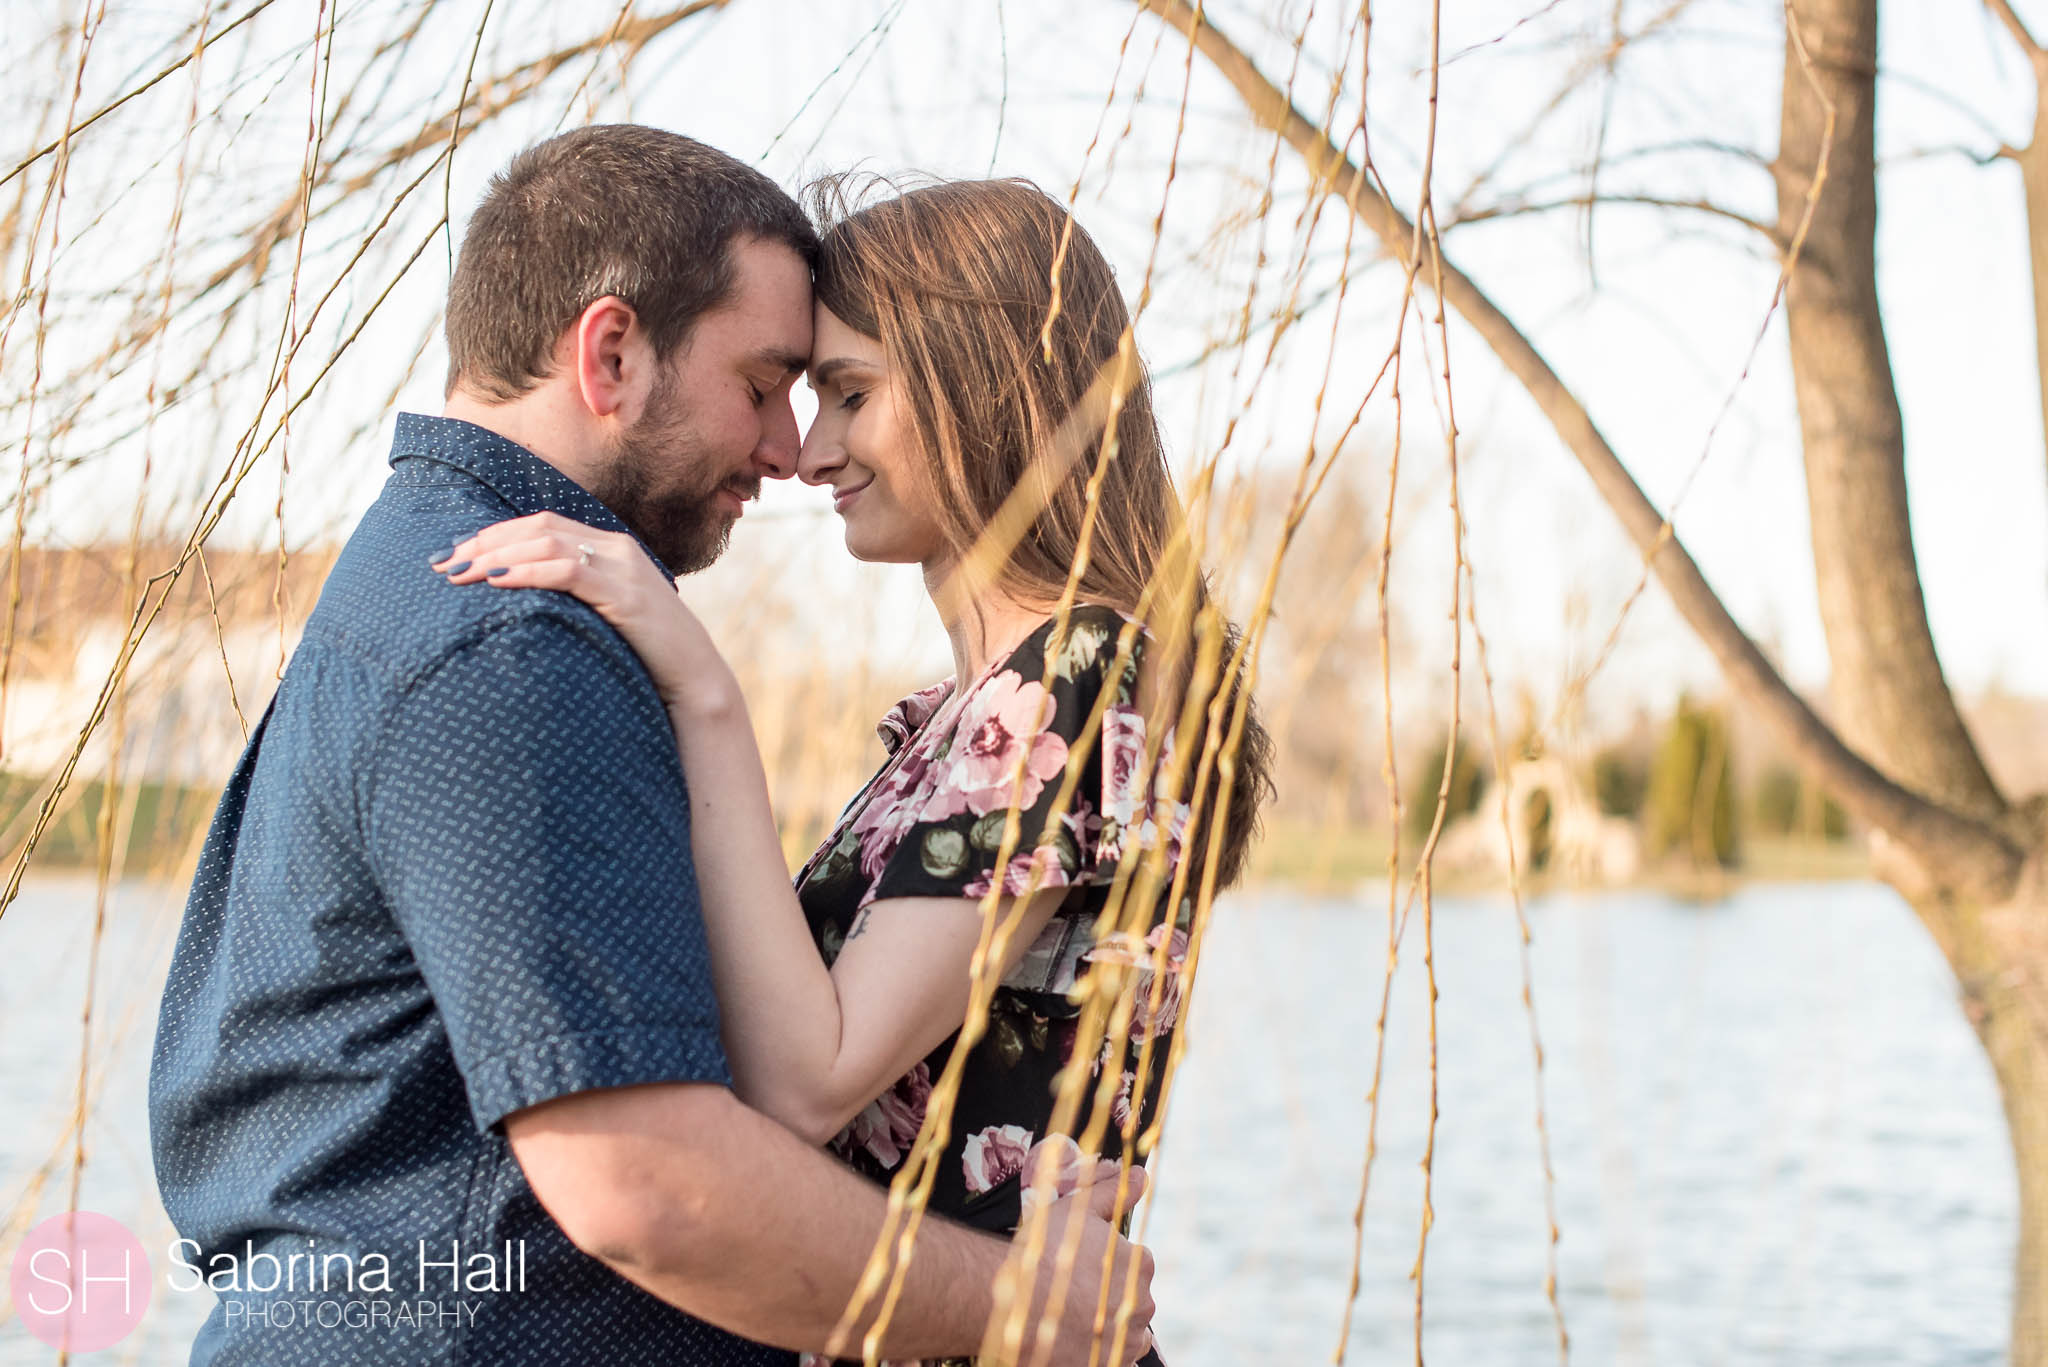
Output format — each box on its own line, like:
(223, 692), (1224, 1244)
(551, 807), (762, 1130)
(832, 479), (873, 513)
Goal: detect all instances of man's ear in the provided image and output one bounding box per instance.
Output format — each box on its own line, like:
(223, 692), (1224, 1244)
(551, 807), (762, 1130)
(570, 295), (649, 422)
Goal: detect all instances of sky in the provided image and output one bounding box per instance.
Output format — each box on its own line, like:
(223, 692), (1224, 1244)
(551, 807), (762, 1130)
(5, 0), (2046, 724)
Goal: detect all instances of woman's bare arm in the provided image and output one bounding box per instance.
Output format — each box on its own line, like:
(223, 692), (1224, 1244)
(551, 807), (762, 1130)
(439, 513), (1065, 1141)
(667, 667), (1065, 1140)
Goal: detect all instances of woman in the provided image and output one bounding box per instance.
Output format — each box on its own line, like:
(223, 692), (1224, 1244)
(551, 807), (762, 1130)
(435, 178), (1272, 1366)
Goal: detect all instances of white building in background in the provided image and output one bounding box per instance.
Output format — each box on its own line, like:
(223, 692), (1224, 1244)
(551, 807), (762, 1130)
(0, 547), (327, 788)
(1434, 754), (1642, 887)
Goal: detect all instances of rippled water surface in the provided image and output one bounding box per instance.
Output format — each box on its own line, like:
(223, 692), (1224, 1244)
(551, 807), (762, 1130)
(0, 878), (2016, 1364)
(1145, 881), (2013, 1366)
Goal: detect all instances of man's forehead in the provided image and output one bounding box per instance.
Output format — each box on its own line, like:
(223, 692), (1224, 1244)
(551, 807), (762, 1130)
(749, 344), (810, 377)
(707, 238), (814, 338)
(732, 237), (813, 299)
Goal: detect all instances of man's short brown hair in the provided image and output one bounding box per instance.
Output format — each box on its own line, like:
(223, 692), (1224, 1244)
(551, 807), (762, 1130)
(445, 125), (817, 399)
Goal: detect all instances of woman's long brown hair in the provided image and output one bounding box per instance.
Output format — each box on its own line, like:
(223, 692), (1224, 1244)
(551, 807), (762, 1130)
(809, 175), (1274, 888)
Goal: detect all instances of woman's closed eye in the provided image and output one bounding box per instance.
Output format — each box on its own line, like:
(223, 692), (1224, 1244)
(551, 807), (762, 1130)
(839, 388), (867, 412)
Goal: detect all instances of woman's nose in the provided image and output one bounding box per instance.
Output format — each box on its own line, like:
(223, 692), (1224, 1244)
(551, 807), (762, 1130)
(797, 420), (846, 486)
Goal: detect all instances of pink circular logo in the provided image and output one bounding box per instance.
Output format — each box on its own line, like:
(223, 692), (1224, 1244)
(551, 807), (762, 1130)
(9, 1211), (152, 1351)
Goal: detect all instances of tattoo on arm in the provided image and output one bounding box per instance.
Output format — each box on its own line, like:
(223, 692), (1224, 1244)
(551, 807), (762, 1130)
(844, 908), (871, 943)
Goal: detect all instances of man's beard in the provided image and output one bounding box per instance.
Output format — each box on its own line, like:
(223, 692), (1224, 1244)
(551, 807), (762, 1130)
(587, 380), (757, 576)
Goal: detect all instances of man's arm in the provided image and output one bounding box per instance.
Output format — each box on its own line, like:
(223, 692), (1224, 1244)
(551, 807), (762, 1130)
(505, 1082), (1155, 1365)
(432, 516), (1072, 1145)
(364, 609), (1155, 1361)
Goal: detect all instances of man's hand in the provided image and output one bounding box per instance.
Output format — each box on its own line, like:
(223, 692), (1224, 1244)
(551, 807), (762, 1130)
(984, 1160), (1157, 1367)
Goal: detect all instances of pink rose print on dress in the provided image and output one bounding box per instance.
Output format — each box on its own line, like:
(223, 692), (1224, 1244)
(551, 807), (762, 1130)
(1100, 705), (1150, 828)
(1083, 924), (1189, 1040)
(961, 1123), (1035, 1195)
(1089, 1037), (1141, 1131)
(924, 671), (1068, 821)
(1111, 1067), (1138, 1132)
(852, 790), (924, 882)
(1017, 1133), (1090, 1212)
(875, 679), (953, 754)
(1095, 701), (1196, 871)
(963, 1128), (1105, 1210)
(837, 1060), (932, 1168)
(850, 743), (944, 881)
(961, 843), (1069, 901)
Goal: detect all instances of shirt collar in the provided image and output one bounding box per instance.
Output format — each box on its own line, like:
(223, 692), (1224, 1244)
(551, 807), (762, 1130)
(876, 679), (956, 756)
(389, 412), (667, 572)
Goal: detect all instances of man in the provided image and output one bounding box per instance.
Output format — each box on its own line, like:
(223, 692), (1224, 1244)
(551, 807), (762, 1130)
(150, 125), (1154, 1366)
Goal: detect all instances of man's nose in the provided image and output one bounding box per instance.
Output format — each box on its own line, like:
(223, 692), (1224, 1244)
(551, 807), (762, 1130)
(755, 392), (801, 480)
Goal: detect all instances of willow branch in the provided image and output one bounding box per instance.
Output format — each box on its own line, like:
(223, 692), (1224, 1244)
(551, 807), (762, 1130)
(1133, 0), (2027, 900)
(1, 0), (283, 192)
(1986, 0), (2045, 63)
(1446, 192), (1782, 244)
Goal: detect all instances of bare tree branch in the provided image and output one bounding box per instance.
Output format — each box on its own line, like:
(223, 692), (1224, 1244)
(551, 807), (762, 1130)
(1880, 143), (2011, 167)
(1986, 0), (2046, 63)
(1132, 0), (2026, 901)
(1445, 192), (1782, 244)
(1, 0), (283, 193)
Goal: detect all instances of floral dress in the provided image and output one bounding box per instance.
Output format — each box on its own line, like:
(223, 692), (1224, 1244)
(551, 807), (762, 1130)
(795, 605), (1187, 1367)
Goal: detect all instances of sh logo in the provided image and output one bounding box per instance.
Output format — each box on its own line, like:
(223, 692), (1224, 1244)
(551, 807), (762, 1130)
(8, 1212), (152, 1350)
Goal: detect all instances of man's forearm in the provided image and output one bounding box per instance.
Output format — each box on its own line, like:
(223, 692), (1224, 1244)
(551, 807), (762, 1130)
(514, 1083), (1006, 1358)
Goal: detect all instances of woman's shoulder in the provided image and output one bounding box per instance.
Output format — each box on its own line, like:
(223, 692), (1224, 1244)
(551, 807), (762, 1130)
(1001, 603), (1152, 680)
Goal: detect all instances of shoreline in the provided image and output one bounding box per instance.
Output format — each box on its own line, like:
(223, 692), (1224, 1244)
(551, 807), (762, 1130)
(1245, 819), (1873, 900)
(6, 823), (1875, 905)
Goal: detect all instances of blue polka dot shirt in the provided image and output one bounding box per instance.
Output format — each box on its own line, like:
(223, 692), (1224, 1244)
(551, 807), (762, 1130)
(148, 413), (797, 1366)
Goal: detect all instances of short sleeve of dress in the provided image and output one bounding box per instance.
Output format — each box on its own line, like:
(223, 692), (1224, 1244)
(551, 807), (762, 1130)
(866, 605), (1184, 907)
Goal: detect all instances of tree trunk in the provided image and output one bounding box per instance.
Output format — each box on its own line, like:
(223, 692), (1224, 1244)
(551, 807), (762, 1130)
(1773, 0), (2007, 826)
(1933, 861), (2048, 1361)
(2021, 130), (2048, 502)
(1774, 4), (2040, 1347)
(1998, 1022), (2048, 1364)
(1980, 0), (2048, 499)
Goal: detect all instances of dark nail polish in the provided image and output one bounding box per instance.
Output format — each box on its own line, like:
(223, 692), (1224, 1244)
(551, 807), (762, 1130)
(487, 567), (510, 578)
(445, 560), (471, 575)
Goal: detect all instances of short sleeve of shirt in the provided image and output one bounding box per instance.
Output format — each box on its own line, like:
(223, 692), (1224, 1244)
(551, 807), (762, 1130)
(363, 607), (730, 1132)
(866, 607), (1183, 906)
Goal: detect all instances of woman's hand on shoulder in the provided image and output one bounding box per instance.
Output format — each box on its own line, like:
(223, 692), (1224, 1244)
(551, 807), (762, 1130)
(435, 511), (733, 714)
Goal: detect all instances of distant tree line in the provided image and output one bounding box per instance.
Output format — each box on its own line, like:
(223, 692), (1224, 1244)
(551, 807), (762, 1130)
(1407, 695), (1852, 874)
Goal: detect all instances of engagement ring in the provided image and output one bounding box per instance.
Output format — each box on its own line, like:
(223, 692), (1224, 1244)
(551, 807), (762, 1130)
(576, 543), (595, 566)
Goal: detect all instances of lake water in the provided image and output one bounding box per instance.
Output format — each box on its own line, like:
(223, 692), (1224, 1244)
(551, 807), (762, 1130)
(0, 878), (2016, 1365)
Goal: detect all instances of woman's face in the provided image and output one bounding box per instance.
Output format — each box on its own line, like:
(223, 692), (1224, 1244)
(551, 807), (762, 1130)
(799, 304), (948, 565)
